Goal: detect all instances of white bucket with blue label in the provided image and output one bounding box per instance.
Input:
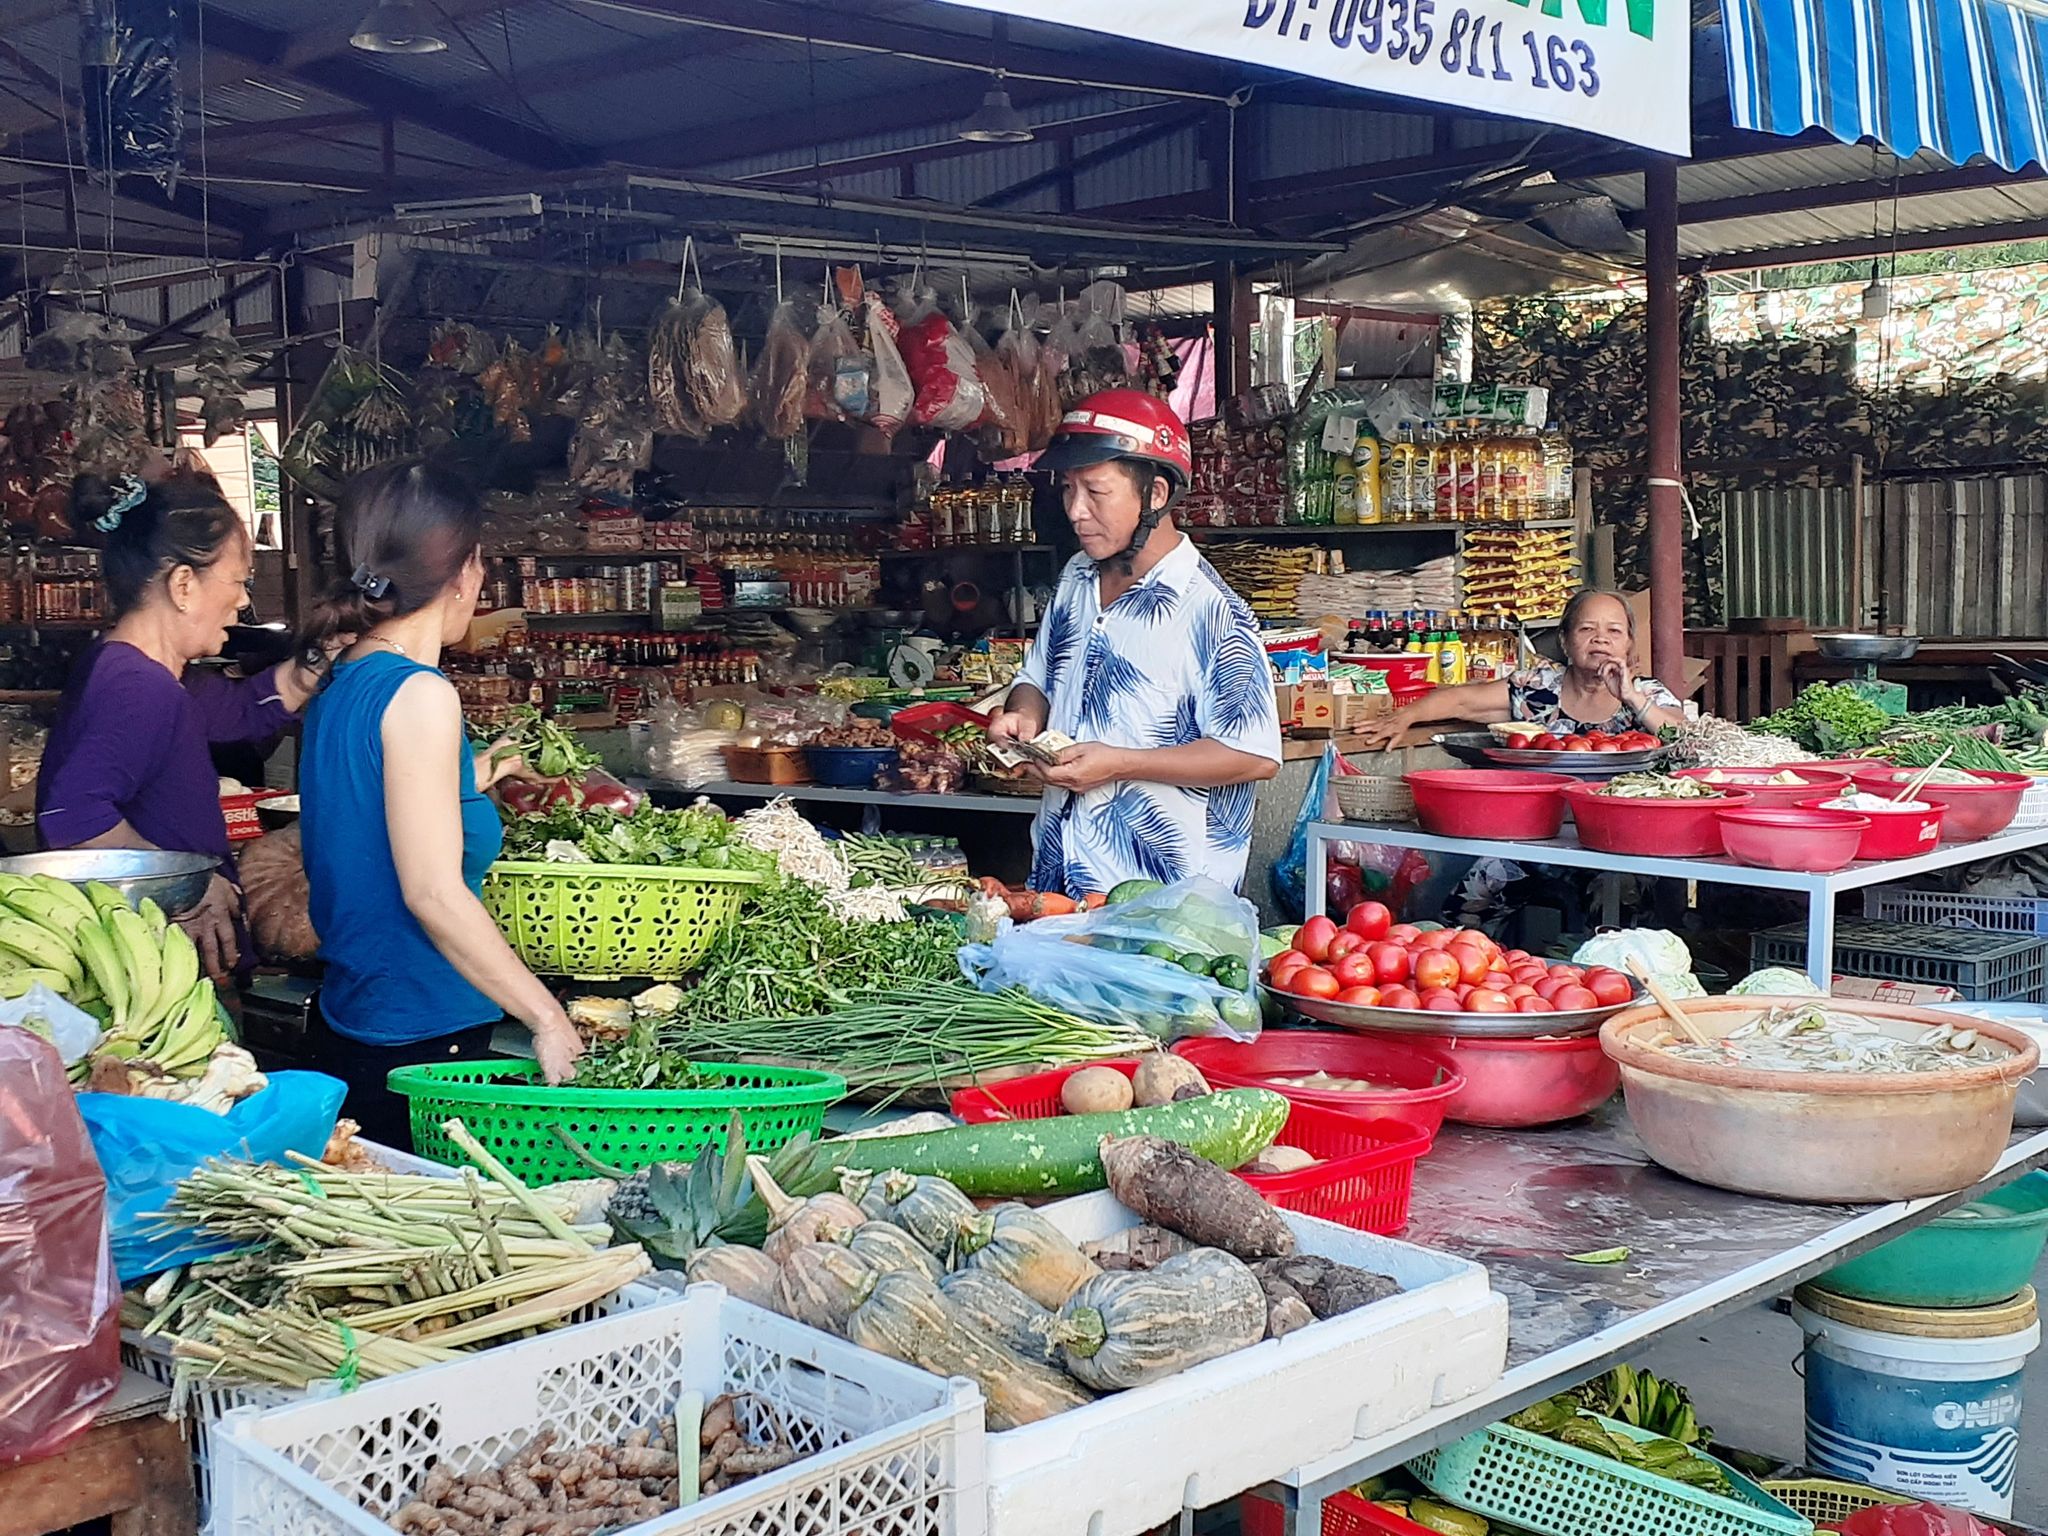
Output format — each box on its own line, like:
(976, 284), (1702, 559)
(1792, 1283), (2040, 1517)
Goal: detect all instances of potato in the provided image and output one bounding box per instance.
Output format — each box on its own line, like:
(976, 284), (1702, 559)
(1060, 1065), (1135, 1115)
(1243, 1145), (1319, 1175)
(1131, 1053), (1210, 1108)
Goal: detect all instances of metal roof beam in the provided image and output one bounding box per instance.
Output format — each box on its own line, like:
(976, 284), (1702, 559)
(197, 110), (380, 143)
(1627, 161), (2042, 228)
(739, 102), (1196, 185)
(179, 7), (585, 172)
(1700, 217), (2048, 271)
(973, 108), (1206, 209)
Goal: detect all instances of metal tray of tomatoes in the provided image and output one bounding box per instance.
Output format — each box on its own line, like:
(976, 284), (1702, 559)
(1435, 730), (1668, 777)
(1260, 982), (1636, 1038)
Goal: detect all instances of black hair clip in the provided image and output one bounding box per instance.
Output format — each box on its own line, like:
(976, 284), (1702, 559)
(350, 563), (392, 599)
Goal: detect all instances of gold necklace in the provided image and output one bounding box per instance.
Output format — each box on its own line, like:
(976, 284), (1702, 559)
(363, 634), (407, 658)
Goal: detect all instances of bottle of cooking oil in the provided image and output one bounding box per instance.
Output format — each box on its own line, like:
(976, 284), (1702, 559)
(1351, 431), (1383, 524)
(1439, 612), (1468, 685)
(1384, 423), (1414, 523)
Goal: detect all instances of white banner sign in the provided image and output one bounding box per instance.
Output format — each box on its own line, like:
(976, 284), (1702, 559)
(936, 0), (1690, 156)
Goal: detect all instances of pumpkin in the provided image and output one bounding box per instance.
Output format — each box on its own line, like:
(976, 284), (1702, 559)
(873, 1171), (978, 1257)
(848, 1270), (1094, 1430)
(683, 1245), (781, 1311)
(775, 1243), (879, 1335)
(839, 1220), (946, 1284)
(1052, 1247), (1265, 1390)
(952, 1203), (1098, 1307)
(940, 1270), (1061, 1367)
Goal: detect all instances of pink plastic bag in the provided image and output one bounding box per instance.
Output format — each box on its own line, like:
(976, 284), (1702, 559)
(0, 1029), (120, 1464)
(1839, 1505), (2006, 1536)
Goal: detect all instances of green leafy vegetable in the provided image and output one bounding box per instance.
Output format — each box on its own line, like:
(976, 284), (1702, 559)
(498, 802), (777, 873)
(1750, 683), (1891, 755)
(471, 704), (602, 781)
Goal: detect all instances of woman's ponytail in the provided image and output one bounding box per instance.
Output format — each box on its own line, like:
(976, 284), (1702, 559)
(299, 458), (484, 656)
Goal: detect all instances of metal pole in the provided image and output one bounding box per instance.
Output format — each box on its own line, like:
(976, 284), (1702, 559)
(1644, 158), (1685, 690)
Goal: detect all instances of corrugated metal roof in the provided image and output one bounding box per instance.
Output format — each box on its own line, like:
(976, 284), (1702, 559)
(1586, 144), (1956, 210)
(1248, 104), (1434, 180)
(1680, 180), (2048, 259)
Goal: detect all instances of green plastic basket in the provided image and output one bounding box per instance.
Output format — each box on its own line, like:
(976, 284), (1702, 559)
(1407, 1415), (1812, 1536)
(1761, 1479), (1911, 1534)
(387, 1060), (846, 1184)
(479, 860), (764, 980)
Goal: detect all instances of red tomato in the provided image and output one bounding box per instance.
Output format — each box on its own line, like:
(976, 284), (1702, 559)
(1516, 995), (1556, 1013)
(1296, 916), (1339, 963)
(1292, 967), (1342, 999)
(1501, 949), (1531, 967)
(1414, 930), (1458, 952)
(1534, 977), (1572, 1002)
(1583, 731), (1610, 744)
(1386, 923), (1423, 945)
(1511, 964), (1550, 987)
(1586, 970), (1634, 1007)
(1528, 735), (1565, 751)
(1553, 984), (1599, 1011)
(1345, 901), (1394, 941)
(1331, 953), (1379, 990)
(1562, 735), (1592, 751)
(1504, 983), (1538, 1001)
(1378, 984), (1422, 1011)
(1412, 951), (1461, 992)
(1465, 989), (1513, 1013)
(1326, 931), (1366, 963)
(1592, 740), (1625, 753)
(1421, 989), (1465, 1012)
(1454, 982), (1475, 1001)
(1547, 964), (1585, 982)
(1367, 942), (1411, 985)
(1448, 945), (1491, 986)
(1335, 984), (1383, 1007)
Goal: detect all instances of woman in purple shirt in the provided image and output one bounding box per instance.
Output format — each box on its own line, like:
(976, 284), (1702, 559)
(37, 474), (330, 978)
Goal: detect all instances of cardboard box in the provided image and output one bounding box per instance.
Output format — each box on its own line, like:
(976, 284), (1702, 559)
(1280, 680), (1339, 735)
(1338, 692), (1393, 729)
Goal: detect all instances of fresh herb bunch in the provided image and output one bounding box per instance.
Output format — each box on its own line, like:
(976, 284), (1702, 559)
(1750, 683), (1891, 755)
(1868, 731), (2025, 774)
(670, 878), (961, 1023)
(499, 802), (777, 872)
(572, 1019), (725, 1091)
(471, 703), (602, 780)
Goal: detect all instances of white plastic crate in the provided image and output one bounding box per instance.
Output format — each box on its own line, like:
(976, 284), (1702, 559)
(980, 1193), (1509, 1536)
(2014, 779), (2048, 832)
(211, 1286), (986, 1536)
(1864, 885), (2048, 937)
(123, 1279), (673, 1518)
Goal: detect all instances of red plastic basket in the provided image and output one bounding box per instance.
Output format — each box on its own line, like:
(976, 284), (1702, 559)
(948, 1060), (1431, 1233)
(889, 701), (990, 747)
(1240, 1489), (1436, 1536)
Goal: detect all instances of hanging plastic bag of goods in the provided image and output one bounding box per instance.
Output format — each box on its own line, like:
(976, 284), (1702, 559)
(81, 0), (184, 190)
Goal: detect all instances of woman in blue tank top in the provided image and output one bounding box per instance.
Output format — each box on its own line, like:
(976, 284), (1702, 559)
(298, 460), (582, 1143)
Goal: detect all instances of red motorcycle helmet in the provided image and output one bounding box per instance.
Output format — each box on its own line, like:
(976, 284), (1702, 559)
(1037, 388), (1192, 495)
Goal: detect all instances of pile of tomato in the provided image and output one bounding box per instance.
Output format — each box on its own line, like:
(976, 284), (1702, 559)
(1519, 728), (1661, 753)
(1267, 902), (1636, 1016)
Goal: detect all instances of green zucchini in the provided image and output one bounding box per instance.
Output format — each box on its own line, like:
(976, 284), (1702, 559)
(821, 1089), (1290, 1197)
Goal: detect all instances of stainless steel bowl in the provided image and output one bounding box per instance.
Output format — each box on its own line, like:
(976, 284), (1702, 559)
(1261, 981), (1637, 1038)
(255, 794), (301, 832)
(1815, 632), (1921, 662)
(0, 848), (217, 915)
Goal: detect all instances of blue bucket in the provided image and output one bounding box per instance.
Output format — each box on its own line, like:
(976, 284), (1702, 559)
(1792, 1283), (2040, 1518)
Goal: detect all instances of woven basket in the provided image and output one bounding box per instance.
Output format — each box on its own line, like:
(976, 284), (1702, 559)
(481, 859), (763, 980)
(1333, 774), (1416, 824)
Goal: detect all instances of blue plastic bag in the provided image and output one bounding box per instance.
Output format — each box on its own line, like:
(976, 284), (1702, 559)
(960, 875), (1262, 1041)
(75, 1070), (346, 1283)
(1271, 743), (1338, 920)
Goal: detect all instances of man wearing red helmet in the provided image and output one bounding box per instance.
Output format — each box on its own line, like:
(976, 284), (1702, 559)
(988, 390), (1282, 896)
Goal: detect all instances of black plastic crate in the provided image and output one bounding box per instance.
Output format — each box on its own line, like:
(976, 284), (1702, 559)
(1752, 918), (2048, 1001)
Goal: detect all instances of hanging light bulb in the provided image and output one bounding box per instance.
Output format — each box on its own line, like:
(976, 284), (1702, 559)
(350, 0), (447, 53)
(1861, 258), (1890, 320)
(959, 74), (1033, 144)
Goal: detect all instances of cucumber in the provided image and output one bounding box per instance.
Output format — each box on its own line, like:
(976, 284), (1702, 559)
(818, 1088), (1290, 1197)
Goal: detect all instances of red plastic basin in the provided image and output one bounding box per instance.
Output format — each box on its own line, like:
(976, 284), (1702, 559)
(1562, 782), (1753, 858)
(1357, 1028), (1619, 1127)
(1715, 807), (1871, 873)
(1795, 794), (1946, 859)
(1172, 1031), (1463, 1142)
(1846, 767), (2030, 842)
(1673, 766), (1850, 809)
(1405, 769), (1573, 841)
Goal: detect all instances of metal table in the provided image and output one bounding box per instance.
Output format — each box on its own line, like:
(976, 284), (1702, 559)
(1307, 818), (2048, 988)
(1264, 1108), (2048, 1533)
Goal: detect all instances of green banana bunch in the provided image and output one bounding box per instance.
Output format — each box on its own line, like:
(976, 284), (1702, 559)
(1571, 1364), (1712, 1447)
(0, 875), (223, 1080)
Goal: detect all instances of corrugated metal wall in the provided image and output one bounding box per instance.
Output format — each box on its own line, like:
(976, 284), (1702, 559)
(1721, 473), (2048, 637)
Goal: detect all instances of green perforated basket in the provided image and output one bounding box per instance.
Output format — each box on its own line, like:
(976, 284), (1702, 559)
(479, 859), (764, 980)
(1407, 1415), (1812, 1536)
(1761, 1479), (1911, 1534)
(387, 1060), (846, 1184)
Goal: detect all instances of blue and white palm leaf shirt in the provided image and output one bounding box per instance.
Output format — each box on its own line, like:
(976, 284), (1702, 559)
(1017, 537), (1281, 896)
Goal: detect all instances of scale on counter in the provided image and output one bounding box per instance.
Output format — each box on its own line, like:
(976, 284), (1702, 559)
(1815, 632), (1919, 716)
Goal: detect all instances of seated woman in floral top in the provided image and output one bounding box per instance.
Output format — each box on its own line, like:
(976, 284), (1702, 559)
(1355, 590), (1687, 749)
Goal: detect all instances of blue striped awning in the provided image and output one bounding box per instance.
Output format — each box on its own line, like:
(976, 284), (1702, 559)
(1722, 0), (2048, 172)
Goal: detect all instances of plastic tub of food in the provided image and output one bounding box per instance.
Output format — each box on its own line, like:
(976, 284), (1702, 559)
(1404, 769), (1573, 841)
(1600, 996), (2039, 1202)
(1716, 807), (1871, 873)
(1797, 793), (1946, 860)
(1356, 1028), (1619, 1127)
(1562, 782), (1753, 858)
(1171, 1031), (1463, 1142)
(804, 745), (900, 786)
(1816, 1171), (2048, 1307)
(1673, 766), (1851, 809)
(1847, 768), (2031, 842)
